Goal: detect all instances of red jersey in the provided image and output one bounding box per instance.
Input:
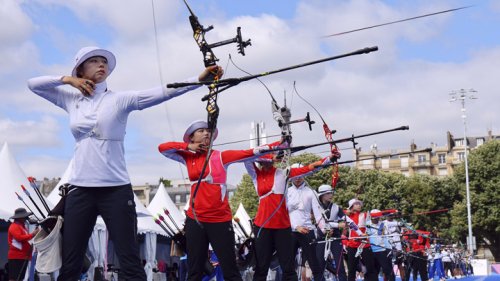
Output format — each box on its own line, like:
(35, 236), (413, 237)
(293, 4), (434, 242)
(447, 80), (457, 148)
(346, 211), (370, 248)
(159, 142), (257, 223)
(405, 230), (430, 253)
(245, 163), (319, 229)
(8, 221), (34, 260)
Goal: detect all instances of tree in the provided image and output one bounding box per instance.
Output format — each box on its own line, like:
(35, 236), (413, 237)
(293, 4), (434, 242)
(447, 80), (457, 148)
(159, 177), (172, 187)
(290, 153), (460, 237)
(451, 140), (500, 260)
(229, 151), (466, 250)
(230, 174), (259, 218)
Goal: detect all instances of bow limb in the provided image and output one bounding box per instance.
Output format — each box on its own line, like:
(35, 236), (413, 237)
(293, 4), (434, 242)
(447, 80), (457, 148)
(182, 0), (251, 224)
(184, 0), (217, 223)
(228, 55), (292, 170)
(293, 82), (340, 189)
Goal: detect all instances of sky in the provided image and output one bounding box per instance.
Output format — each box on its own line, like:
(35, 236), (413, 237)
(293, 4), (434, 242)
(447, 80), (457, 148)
(1, 0), (499, 186)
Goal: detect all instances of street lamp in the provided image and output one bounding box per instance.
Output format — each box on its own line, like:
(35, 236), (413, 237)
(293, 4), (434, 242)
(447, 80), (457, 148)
(449, 88), (477, 255)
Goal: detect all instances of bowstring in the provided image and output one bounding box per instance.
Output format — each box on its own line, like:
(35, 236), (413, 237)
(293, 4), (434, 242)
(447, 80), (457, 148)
(150, 0), (187, 183)
(228, 55), (294, 238)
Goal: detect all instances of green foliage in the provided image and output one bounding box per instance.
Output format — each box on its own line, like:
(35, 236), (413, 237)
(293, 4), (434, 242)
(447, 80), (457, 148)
(290, 153), (329, 189)
(290, 153), (460, 237)
(230, 174), (259, 218)
(452, 140), (500, 260)
(228, 143), (500, 260)
(159, 177), (172, 187)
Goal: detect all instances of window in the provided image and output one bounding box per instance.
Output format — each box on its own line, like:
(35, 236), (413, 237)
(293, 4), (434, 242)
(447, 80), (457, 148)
(438, 168), (448, 176)
(381, 159), (389, 169)
(457, 152), (465, 161)
(438, 153), (446, 164)
(400, 156), (408, 168)
(417, 169), (429, 175)
(455, 138), (464, 146)
(418, 155), (426, 163)
(362, 159), (373, 167)
(476, 138), (484, 146)
(228, 191), (234, 198)
(390, 149), (399, 159)
(362, 159), (373, 165)
(175, 194), (181, 204)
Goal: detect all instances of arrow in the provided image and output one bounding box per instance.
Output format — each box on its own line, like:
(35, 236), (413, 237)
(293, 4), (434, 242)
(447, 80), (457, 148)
(323, 6), (472, 37)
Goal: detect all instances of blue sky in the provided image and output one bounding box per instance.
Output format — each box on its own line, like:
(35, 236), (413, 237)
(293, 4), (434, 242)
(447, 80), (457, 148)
(1, 0), (499, 185)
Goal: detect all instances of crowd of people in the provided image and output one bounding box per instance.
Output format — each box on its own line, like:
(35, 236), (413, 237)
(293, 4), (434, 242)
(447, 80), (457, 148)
(5, 46), (475, 281)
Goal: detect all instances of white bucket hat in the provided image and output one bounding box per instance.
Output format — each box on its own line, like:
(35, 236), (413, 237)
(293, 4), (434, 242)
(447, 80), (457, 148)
(183, 120), (218, 143)
(317, 184), (333, 196)
(370, 209), (381, 218)
(72, 46), (116, 77)
(348, 198), (363, 209)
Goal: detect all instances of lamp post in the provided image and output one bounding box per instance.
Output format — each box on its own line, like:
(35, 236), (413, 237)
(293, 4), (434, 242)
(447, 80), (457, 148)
(449, 88), (477, 255)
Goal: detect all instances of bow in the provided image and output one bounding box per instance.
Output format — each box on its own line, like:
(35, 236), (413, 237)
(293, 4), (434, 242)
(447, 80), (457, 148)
(293, 82), (341, 189)
(271, 99), (292, 169)
(271, 99), (316, 170)
(182, 0), (251, 129)
(226, 55), (314, 171)
(181, 0), (251, 224)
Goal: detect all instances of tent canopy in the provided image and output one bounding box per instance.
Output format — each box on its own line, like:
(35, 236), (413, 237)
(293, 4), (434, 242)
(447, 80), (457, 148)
(0, 143), (52, 221)
(147, 183), (185, 234)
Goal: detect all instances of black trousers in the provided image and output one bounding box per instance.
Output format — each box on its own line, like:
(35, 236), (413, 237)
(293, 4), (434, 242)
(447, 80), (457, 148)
(411, 252), (428, 281)
(443, 261), (454, 277)
(58, 185), (146, 281)
(184, 217), (242, 281)
(373, 250), (394, 281)
(8, 259), (30, 281)
(346, 247), (377, 281)
(292, 231), (323, 281)
(316, 238), (347, 281)
(253, 227), (297, 281)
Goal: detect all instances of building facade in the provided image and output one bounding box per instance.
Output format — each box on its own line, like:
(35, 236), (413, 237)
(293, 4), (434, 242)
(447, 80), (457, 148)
(354, 130), (499, 177)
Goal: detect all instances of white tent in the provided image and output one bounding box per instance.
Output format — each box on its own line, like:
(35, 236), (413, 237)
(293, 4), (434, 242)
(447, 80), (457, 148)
(135, 199), (163, 281)
(147, 183), (185, 234)
(234, 203), (252, 237)
(46, 158), (73, 205)
(0, 142), (52, 221)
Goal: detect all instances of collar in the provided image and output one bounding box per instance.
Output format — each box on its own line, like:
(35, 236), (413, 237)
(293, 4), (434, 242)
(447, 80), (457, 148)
(291, 182), (306, 189)
(79, 81), (108, 101)
(93, 81), (107, 95)
(14, 220), (26, 227)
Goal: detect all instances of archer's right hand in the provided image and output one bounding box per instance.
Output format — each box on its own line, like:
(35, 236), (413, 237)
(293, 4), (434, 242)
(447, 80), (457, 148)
(188, 143), (208, 153)
(62, 76), (95, 97)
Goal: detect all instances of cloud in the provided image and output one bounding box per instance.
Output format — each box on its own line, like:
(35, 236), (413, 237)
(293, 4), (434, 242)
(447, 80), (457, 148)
(19, 154), (70, 181)
(3, 0), (499, 185)
(0, 0), (33, 46)
(0, 116), (61, 147)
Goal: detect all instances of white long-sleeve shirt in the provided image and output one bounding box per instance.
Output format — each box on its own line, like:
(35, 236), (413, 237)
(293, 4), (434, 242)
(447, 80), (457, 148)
(287, 182), (322, 231)
(28, 75), (199, 186)
(383, 219), (404, 251)
(315, 201), (345, 236)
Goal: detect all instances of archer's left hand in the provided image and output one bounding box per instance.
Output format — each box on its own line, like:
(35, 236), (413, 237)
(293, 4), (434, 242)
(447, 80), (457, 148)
(199, 65), (224, 82)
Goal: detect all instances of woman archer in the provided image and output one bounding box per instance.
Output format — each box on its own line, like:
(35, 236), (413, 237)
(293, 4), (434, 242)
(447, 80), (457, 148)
(158, 120), (272, 281)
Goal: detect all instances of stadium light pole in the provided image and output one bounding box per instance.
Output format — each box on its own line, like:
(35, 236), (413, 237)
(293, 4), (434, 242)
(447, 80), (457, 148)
(449, 88), (477, 255)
